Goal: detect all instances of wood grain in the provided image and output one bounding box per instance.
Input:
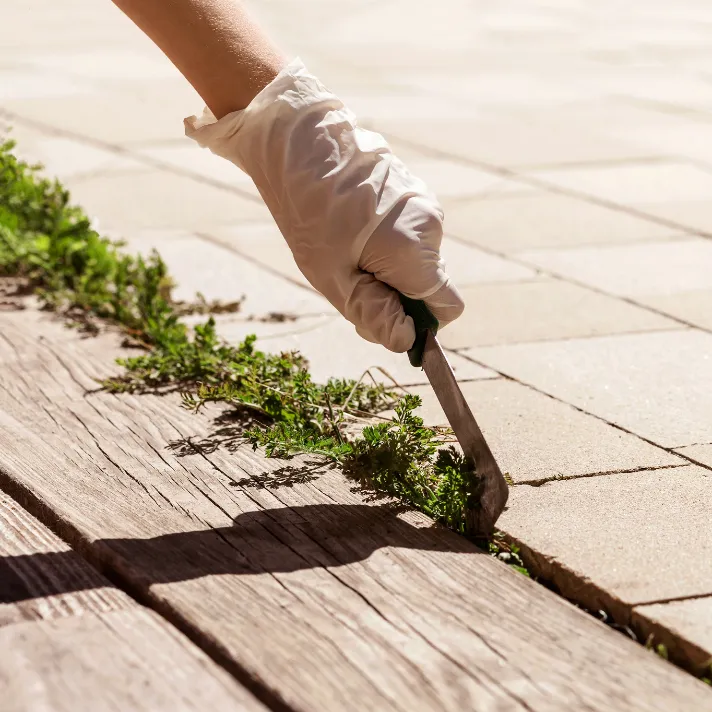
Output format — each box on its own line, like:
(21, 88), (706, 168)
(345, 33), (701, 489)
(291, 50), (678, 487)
(0, 492), (264, 711)
(1, 308), (710, 712)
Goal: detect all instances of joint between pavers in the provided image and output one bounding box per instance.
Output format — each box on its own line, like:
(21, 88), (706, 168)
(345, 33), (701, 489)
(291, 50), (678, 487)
(378, 128), (712, 242)
(515, 463), (690, 488)
(633, 591), (712, 608)
(451, 350), (712, 475)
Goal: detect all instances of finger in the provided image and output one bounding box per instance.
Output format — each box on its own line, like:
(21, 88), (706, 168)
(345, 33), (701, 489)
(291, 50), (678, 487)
(422, 279), (465, 328)
(345, 272), (416, 353)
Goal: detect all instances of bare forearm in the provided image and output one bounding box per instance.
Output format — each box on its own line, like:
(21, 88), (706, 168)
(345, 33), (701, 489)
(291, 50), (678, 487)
(112, 0), (286, 118)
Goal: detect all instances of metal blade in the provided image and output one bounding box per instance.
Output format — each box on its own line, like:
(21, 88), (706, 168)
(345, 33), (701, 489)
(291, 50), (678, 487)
(421, 331), (509, 535)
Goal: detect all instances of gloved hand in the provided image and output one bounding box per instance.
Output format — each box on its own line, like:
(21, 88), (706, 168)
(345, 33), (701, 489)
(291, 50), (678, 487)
(185, 58), (464, 353)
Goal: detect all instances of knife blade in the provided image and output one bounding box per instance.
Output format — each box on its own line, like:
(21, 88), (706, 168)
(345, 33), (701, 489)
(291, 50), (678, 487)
(400, 295), (509, 536)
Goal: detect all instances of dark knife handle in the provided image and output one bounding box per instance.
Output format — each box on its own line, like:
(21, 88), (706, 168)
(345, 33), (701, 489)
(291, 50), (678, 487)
(399, 294), (439, 368)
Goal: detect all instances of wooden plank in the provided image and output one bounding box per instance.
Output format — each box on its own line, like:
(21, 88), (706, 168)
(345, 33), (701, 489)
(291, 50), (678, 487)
(0, 492), (265, 712)
(0, 309), (711, 711)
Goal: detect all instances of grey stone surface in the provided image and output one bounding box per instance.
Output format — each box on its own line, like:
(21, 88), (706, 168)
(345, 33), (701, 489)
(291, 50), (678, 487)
(519, 238), (712, 298)
(636, 598), (712, 668)
(442, 192), (679, 254)
(438, 279), (677, 349)
(500, 467), (712, 603)
(64, 170), (271, 232)
(469, 330), (712, 449)
(202, 223), (311, 288)
(214, 316), (495, 387)
(531, 162), (712, 206)
(641, 291), (712, 332)
(384, 379), (682, 483)
(674, 444), (712, 468)
(123, 232), (331, 317)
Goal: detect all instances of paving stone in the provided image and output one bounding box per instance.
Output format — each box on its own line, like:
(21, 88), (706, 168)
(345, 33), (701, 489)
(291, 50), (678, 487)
(439, 239), (537, 287)
(138, 144), (260, 197)
(27, 48), (180, 81)
(674, 444), (712, 468)
(63, 169), (270, 232)
(202, 223), (310, 288)
(214, 316), (494, 386)
(6, 130), (140, 180)
(611, 121), (712, 165)
(390, 151), (533, 201)
(123, 232), (330, 318)
(531, 162), (712, 205)
(0, 70), (93, 101)
(1, 81), (202, 145)
(518, 238), (712, 297)
(499, 467), (712, 604)
(469, 329), (712, 448)
(376, 115), (650, 167)
(437, 279), (676, 349)
(384, 379), (682, 483)
(442, 192), (679, 254)
(635, 598), (712, 669)
(632, 200), (712, 235)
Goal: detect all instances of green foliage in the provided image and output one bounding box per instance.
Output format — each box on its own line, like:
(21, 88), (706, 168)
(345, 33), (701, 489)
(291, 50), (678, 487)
(0, 134), (501, 540)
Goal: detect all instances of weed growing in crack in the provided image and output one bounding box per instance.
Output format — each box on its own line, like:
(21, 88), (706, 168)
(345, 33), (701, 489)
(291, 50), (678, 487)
(0, 134), (498, 541)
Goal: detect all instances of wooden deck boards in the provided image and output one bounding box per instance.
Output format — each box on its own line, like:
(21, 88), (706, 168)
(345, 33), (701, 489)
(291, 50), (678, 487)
(1, 306), (711, 711)
(0, 492), (264, 711)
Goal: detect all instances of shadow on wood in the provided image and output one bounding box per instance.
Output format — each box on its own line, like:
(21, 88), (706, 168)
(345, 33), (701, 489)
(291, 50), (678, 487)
(1, 503), (475, 605)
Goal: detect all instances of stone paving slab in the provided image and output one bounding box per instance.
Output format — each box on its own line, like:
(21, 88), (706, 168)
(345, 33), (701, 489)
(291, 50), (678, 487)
(641, 291), (712, 332)
(0, 122), (142, 179)
(500, 467), (712, 607)
(674, 444), (712, 469)
(468, 329), (712, 449)
(0, 83), (201, 146)
(632, 200), (712, 236)
(438, 279), (677, 349)
(205, 224), (538, 291)
(213, 315), (494, 386)
(139, 144), (261, 197)
(442, 191), (681, 253)
(63, 169), (270, 232)
(384, 379), (683, 484)
(530, 162), (712, 207)
(376, 116), (653, 167)
(122, 231), (332, 318)
(519, 238), (712, 298)
(636, 598), (712, 672)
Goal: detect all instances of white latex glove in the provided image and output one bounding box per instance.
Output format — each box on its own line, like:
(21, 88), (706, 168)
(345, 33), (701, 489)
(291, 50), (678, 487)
(185, 58), (464, 353)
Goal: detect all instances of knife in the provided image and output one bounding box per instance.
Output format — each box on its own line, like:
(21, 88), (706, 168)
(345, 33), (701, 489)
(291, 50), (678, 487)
(400, 295), (509, 536)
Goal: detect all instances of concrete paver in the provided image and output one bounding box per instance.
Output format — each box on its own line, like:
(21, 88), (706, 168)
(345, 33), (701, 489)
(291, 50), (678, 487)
(641, 291), (712, 332)
(500, 468), (712, 605)
(213, 315), (495, 387)
(123, 232), (331, 318)
(531, 162), (712, 206)
(636, 598), (712, 671)
(519, 238), (712, 298)
(386, 379), (683, 484)
(438, 279), (677, 349)
(469, 330), (712, 449)
(443, 191), (680, 254)
(674, 444), (712, 469)
(64, 169), (270, 232)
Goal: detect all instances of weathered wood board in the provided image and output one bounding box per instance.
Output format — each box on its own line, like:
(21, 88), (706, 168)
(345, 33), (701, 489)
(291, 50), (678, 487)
(0, 308), (711, 711)
(0, 492), (264, 712)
